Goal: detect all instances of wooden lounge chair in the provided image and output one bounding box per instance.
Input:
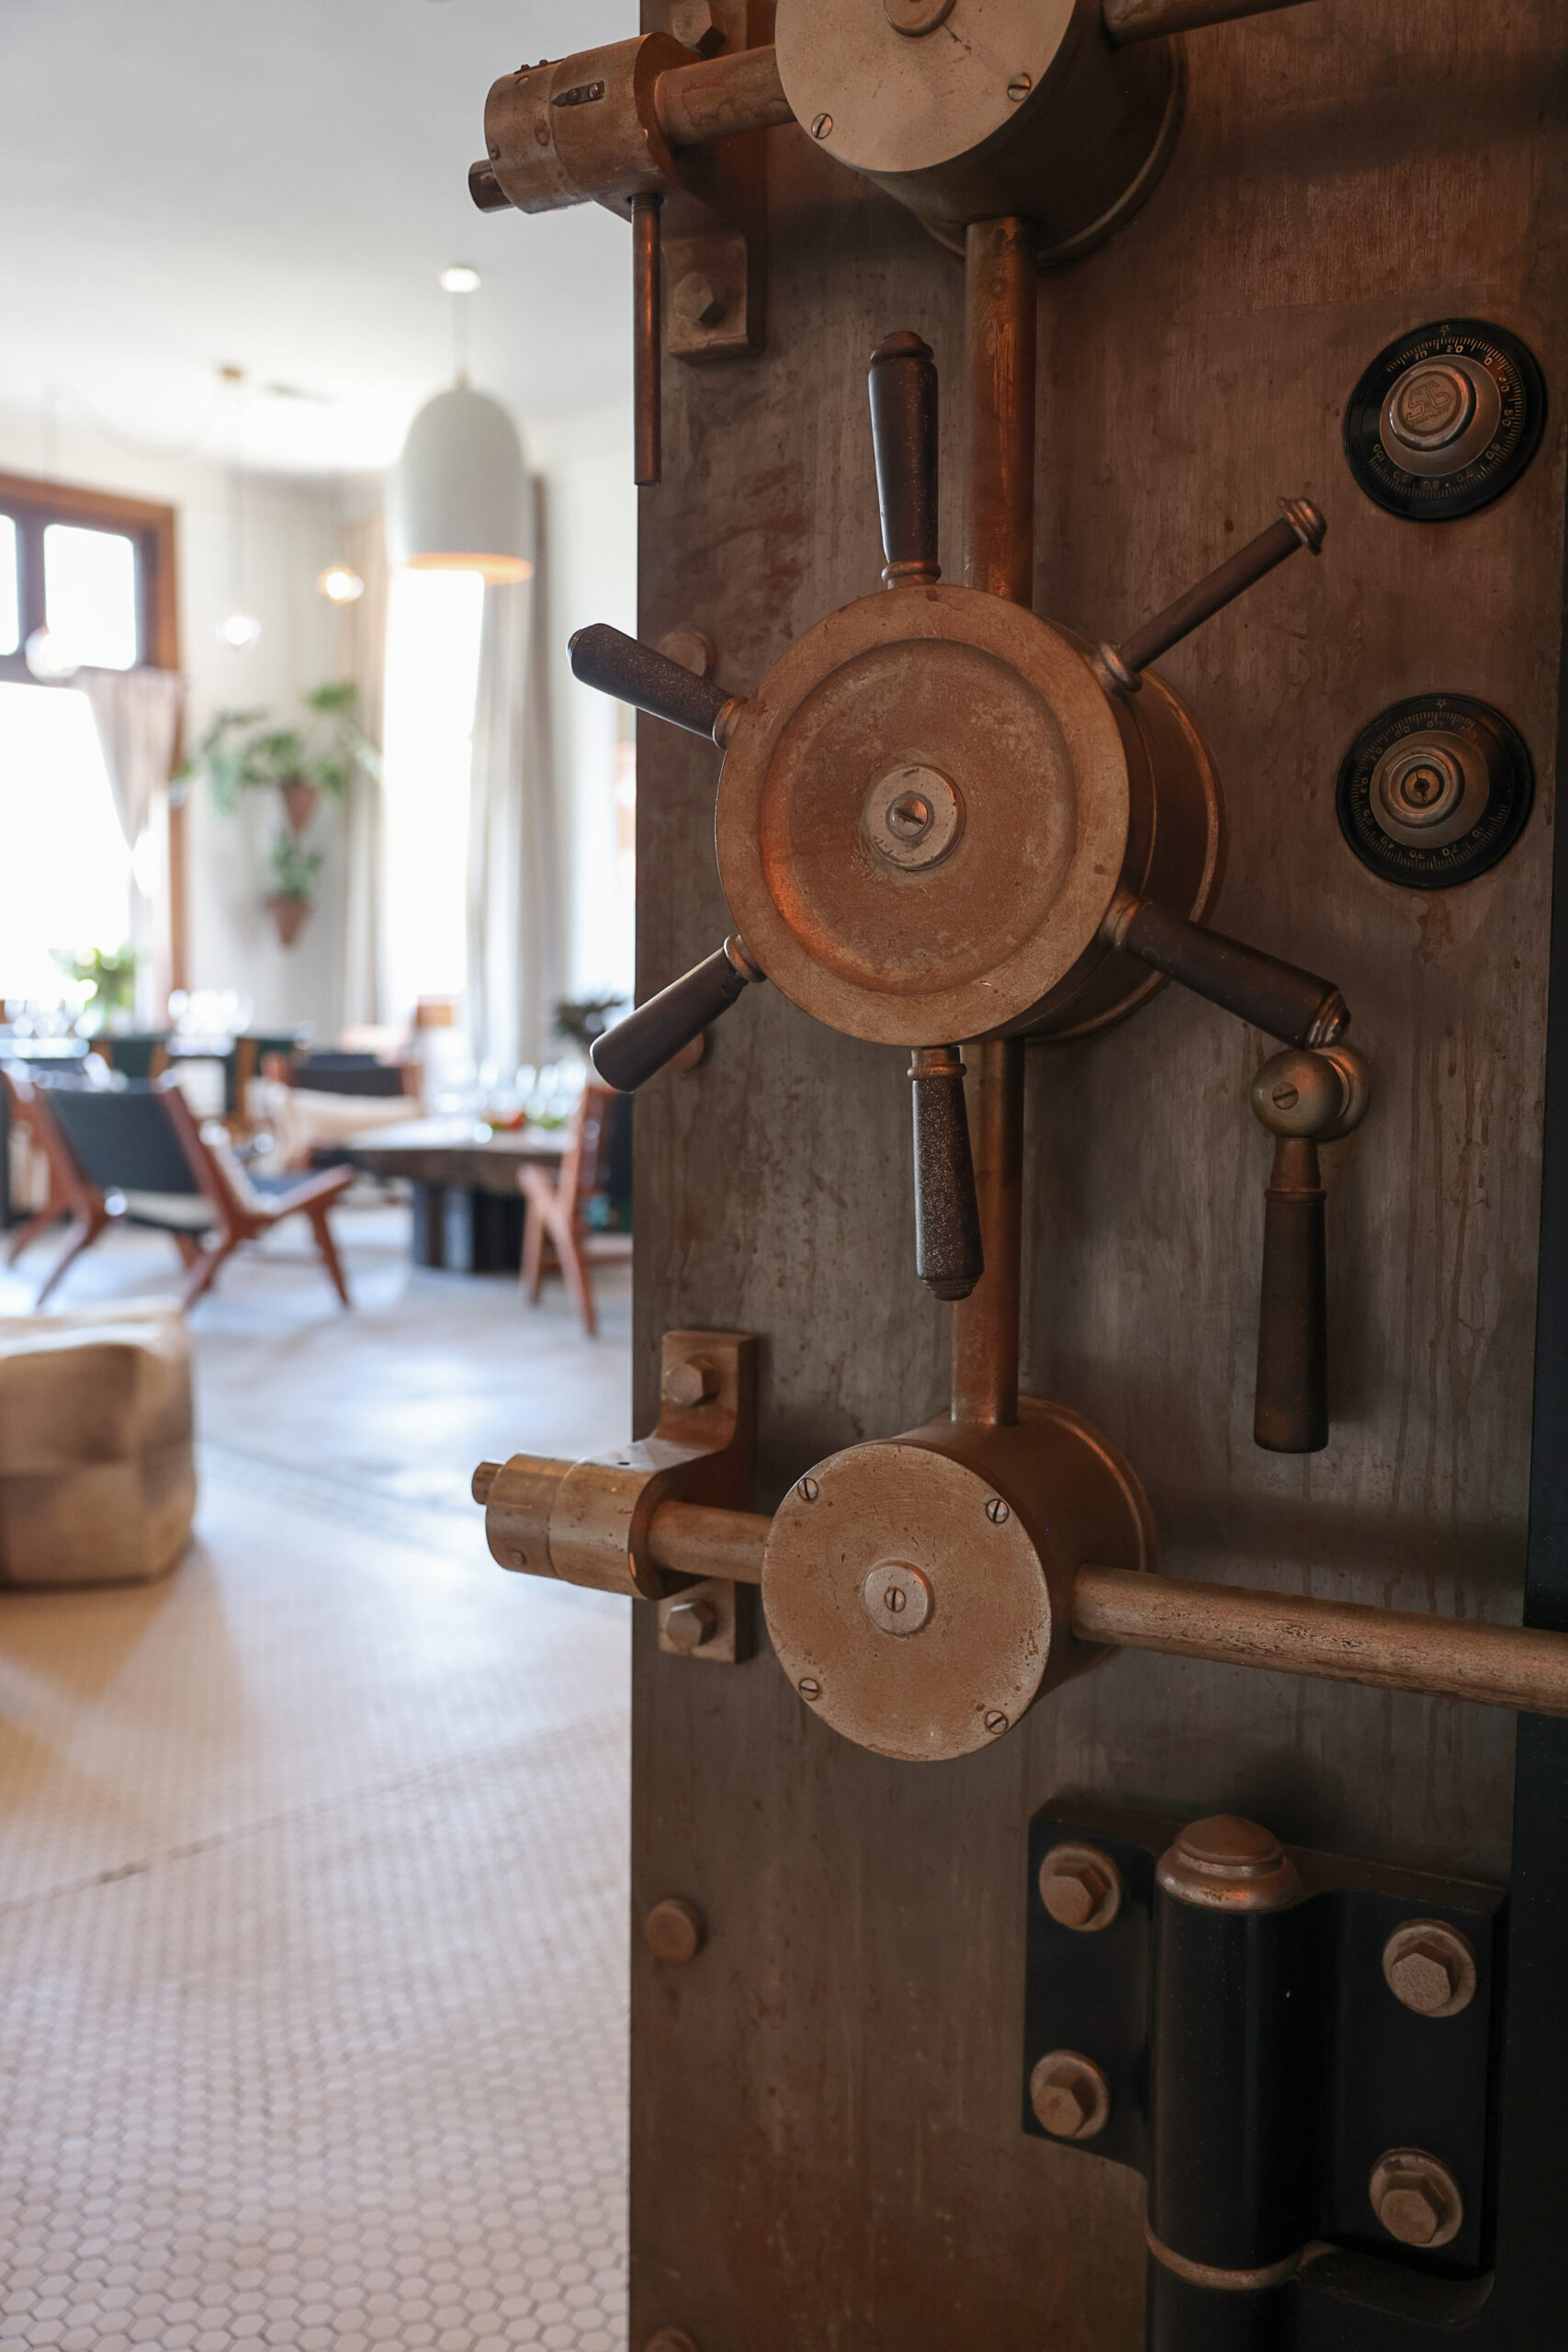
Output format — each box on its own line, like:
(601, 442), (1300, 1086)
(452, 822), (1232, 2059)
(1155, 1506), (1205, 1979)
(4, 1068), (353, 1311)
(519, 1082), (632, 1339)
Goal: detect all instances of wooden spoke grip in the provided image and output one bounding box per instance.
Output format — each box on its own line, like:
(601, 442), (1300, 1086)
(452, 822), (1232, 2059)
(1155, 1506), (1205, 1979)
(591, 938), (762, 1092)
(909, 1048), (983, 1300)
(1250, 1045), (1370, 1453)
(868, 332), (940, 587)
(1106, 892), (1348, 1049)
(570, 624), (738, 742)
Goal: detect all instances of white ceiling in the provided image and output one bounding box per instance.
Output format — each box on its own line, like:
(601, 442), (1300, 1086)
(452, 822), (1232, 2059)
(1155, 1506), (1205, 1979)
(0, 0), (639, 479)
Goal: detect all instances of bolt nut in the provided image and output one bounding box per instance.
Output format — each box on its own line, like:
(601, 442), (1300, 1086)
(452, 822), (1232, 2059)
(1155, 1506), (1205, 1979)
(663, 1357), (718, 1408)
(666, 0), (720, 51)
(1382, 1919), (1477, 2018)
(1369, 2149), (1463, 2248)
(663, 1599), (718, 1654)
(1039, 1843), (1122, 1933)
(671, 270), (728, 330)
(644, 1898), (705, 1966)
(1029, 2052), (1111, 2141)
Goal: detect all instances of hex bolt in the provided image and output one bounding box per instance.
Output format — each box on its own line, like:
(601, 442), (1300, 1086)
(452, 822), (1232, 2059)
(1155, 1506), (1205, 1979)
(1038, 1843), (1123, 1933)
(1029, 2052), (1111, 2141)
(643, 1898), (706, 1966)
(671, 271), (727, 331)
(663, 1599), (718, 1654)
(797, 1475), (820, 1503)
(666, 0), (718, 50)
(663, 1357), (718, 1408)
(1369, 2150), (1464, 2248)
(1382, 1919), (1477, 2018)
(985, 1496), (1010, 1524)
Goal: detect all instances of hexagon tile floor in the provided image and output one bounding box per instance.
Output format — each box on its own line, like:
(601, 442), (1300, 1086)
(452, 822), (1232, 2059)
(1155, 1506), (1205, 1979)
(0, 1211), (634, 2350)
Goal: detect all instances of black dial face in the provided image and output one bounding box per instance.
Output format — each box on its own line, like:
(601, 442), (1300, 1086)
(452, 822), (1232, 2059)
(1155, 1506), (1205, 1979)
(1337, 695), (1533, 890)
(1343, 320), (1545, 522)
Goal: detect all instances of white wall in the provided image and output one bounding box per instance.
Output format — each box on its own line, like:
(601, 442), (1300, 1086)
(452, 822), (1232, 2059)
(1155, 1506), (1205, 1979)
(533, 405), (638, 1011)
(0, 407), (343, 1033)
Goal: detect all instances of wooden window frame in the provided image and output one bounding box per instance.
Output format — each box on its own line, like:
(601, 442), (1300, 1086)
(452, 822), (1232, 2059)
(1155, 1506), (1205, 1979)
(0, 471), (186, 991)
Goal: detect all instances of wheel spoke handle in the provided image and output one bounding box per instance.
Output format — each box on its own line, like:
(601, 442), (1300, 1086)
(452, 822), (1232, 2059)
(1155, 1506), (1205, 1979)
(1105, 893), (1348, 1048)
(569, 624), (741, 744)
(1100, 499), (1325, 689)
(909, 1047), (983, 1300)
(591, 937), (763, 1091)
(868, 332), (941, 588)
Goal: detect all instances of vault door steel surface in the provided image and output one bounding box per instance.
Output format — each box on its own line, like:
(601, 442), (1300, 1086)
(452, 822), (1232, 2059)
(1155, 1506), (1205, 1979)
(622, 4), (1566, 2346)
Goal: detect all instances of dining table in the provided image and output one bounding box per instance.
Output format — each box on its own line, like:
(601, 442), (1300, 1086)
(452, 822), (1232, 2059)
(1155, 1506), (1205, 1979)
(345, 1114), (565, 1272)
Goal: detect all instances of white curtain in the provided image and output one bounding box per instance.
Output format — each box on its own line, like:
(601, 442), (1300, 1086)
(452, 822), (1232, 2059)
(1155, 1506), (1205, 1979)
(77, 664), (184, 1020)
(77, 665), (183, 852)
(337, 513), (390, 1027)
(467, 478), (562, 1074)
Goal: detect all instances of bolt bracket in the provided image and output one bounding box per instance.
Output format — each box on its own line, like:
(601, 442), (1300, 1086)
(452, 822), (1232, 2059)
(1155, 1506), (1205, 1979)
(1025, 1804), (1503, 2322)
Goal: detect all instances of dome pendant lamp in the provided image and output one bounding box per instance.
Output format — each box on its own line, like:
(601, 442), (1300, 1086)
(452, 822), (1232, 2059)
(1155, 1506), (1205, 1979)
(387, 268), (533, 584)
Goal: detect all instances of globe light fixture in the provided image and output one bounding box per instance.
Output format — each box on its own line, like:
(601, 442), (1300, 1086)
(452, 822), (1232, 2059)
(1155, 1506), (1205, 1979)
(317, 564), (367, 604)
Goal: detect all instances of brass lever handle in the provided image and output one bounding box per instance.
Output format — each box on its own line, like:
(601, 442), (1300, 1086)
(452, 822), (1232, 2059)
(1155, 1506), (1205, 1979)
(591, 936), (764, 1092)
(867, 332), (941, 588)
(1103, 890), (1349, 1049)
(909, 1048), (984, 1300)
(569, 623), (742, 744)
(1097, 500), (1324, 692)
(1250, 1046), (1370, 1453)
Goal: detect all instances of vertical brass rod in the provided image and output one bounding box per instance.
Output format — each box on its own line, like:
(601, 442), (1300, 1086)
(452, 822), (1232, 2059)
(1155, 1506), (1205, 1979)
(962, 215), (1037, 605)
(632, 193), (662, 488)
(951, 216), (1036, 1426)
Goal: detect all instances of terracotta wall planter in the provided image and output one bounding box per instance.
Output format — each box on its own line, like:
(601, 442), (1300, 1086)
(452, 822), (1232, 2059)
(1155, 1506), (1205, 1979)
(265, 896), (311, 948)
(279, 781), (320, 834)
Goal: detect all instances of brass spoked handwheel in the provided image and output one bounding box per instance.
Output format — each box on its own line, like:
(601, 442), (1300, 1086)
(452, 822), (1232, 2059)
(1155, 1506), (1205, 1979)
(571, 333), (1340, 1300)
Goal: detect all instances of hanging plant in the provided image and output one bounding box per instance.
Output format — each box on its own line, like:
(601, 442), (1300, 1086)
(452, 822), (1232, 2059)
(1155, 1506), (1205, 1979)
(177, 680), (378, 825)
(264, 830), (324, 949)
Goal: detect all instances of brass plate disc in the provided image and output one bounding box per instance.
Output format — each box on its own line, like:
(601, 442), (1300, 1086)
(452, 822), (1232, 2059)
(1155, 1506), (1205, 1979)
(762, 1440), (1055, 1761)
(716, 584), (1131, 1046)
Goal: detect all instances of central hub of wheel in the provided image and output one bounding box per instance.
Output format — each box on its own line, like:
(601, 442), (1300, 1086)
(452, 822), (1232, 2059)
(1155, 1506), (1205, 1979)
(716, 582), (1222, 1047)
(762, 1398), (1156, 1761)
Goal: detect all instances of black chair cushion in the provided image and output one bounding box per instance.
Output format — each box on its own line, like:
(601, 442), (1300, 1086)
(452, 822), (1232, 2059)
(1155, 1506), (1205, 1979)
(44, 1082), (202, 1196)
(291, 1056), (408, 1098)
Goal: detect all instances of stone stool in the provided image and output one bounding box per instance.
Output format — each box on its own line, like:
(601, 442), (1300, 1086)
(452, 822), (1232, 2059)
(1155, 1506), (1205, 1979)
(0, 1304), (196, 1586)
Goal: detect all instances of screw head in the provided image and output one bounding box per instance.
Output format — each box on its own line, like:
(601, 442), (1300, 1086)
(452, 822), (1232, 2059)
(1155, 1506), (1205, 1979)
(797, 1677), (821, 1701)
(811, 111), (833, 138)
(984, 1710), (1009, 1735)
(1382, 1919), (1477, 2018)
(1029, 2051), (1111, 2140)
(884, 0), (957, 30)
(985, 1496), (1010, 1524)
(1370, 2150), (1463, 2248)
(1007, 73), (1032, 101)
(644, 1898), (705, 1966)
(859, 1560), (933, 1637)
(1039, 1843), (1122, 1933)
(664, 1599), (718, 1655)
(797, 1474), (820, 1503)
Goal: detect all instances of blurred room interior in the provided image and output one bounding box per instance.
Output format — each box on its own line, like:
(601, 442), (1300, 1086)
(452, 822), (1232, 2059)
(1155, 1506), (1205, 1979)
(0, 8), (642, 2349)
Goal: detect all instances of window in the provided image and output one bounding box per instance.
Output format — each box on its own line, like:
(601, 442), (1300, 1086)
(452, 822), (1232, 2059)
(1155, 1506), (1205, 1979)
(0, 683), (132, 1001)
(0, 473), (172, 687)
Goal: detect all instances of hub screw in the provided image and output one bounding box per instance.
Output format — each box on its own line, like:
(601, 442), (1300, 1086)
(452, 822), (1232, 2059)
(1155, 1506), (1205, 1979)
(798, 1677), (821, 1700)
(797, 1475), (820, 1503)
(811, 112), (833, 139)
(985, 1496), (1010, 1524)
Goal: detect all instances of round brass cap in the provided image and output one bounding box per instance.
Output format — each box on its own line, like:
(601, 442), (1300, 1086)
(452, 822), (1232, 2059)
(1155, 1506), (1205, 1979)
(1156, 1815), (1304, 1912)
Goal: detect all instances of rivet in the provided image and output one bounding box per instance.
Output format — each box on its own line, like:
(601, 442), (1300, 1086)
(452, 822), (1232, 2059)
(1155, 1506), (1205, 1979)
(985, 1711), (1008, 1734)
(644, 1898), (705, 1966)
(811, 111), (833, 138)
(797, 1475), (820, 1503)
(1007, 74), (1032, 101)
(798, 1678), (821, 1700)
(985, 1496), (1010, 1524)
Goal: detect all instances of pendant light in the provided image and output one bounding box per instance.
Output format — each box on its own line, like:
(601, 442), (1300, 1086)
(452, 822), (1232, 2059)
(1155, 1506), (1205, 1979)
(217, 365), (262, 650)
(386, 267), (533, 584)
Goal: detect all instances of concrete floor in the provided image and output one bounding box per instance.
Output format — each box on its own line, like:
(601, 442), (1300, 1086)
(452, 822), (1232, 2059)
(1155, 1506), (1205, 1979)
(0, 1204), (634, 2352)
